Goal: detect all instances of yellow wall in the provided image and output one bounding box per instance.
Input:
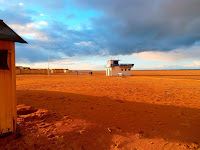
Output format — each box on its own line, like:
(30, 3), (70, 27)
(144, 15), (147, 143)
(30, 69), (36, 74)
(21, 69), (31, 74)
(16, 69), (62, 75)
(0, 40), (16, 136)
(41, 69), (48, 74)
(52, 69), (64, 73)
(16, 69), (21, 75)
(52, 69), (57, 73)
(64, 69), (69, 73)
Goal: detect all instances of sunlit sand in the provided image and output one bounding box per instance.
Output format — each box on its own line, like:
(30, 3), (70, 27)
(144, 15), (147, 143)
(1, 70), (200, 149)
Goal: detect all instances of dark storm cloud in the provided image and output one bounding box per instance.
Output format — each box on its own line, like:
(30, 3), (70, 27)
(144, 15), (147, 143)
(40, 21), (103, 56)
(14, 21), (108, 63)
(15, 41), (60, 63)
(73, 0), (200, 54)
(2, 0), (200, 63)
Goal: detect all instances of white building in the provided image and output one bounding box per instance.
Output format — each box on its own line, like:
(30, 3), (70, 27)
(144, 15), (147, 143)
(106, 60), (134, 76)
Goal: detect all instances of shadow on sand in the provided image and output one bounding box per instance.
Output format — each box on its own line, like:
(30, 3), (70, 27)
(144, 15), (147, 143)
(14, 90), (200, 149)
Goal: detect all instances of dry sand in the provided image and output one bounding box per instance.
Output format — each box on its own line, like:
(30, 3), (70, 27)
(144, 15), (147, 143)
(1, 70), (200, 150)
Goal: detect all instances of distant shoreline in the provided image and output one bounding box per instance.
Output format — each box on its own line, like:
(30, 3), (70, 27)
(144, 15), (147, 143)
(71, 69), (200, 71)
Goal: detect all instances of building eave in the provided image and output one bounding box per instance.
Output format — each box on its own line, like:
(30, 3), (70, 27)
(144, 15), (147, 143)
(0, 20), (28, 44)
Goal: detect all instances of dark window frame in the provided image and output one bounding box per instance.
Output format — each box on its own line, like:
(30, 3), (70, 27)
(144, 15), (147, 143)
(0, 50), (9, 70)
(113, 61), (118, 65)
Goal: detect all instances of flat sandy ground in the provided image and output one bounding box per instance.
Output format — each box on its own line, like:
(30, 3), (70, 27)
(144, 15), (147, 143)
(1, 70), (200, 150)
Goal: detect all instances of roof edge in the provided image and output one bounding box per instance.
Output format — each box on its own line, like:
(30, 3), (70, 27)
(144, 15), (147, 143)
(0, 19), (28, 44)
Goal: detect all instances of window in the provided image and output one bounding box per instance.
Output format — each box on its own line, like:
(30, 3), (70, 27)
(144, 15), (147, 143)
(0, 50), (9, 70)
(128, 69), (130, 71)
(125, 69), (127, 71)
(113, 61), (118, 65)
(121, 69), (123, 71)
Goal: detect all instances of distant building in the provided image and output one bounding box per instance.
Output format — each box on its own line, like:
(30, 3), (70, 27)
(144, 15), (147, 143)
(64, 69), (69, 73)
(16, 66), (23, 69)
(106, 60), (134, 76)
(16, 66), (30, 69)
(0, 19), (27, 136)
(22, 67), (30, 69)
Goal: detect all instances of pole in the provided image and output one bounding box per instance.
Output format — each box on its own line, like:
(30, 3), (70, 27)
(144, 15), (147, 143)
(117, 46), (119, 60)
(48, 50), (51, 76)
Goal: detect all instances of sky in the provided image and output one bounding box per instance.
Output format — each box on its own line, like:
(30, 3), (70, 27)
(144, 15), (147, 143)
(0, 0), (200, 70)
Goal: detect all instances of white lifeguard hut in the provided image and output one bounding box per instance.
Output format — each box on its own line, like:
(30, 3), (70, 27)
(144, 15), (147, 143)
(106, 60), (134, 76)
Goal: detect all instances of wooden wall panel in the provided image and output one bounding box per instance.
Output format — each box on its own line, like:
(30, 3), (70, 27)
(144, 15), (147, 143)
(0, 40), (16, 136)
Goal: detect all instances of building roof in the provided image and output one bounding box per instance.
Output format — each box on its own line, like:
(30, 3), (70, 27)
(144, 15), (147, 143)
(0, 19), (27, 43)
(119, 64), (134, 67)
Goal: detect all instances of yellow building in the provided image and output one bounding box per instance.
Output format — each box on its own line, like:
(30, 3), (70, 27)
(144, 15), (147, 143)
(0, 19), (27, 136)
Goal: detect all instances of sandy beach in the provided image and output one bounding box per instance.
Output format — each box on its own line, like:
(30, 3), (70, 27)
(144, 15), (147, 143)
(1, 70), (200, 150)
